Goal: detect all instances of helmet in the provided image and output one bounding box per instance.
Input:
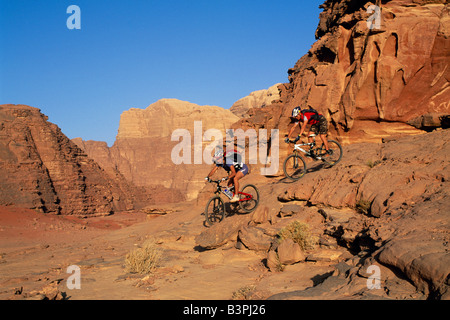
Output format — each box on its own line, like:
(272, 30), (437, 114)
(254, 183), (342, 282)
(292, 106), (301, 117)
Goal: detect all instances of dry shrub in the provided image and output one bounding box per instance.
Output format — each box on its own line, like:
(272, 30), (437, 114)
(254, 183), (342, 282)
(125, 240), (162, 274)
(232, 285), (256, 300)
(356, 199), (372, 215)
(277, 221), (317, 251)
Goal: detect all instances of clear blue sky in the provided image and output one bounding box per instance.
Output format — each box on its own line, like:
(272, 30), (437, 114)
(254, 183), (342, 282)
(0, 0), (324, 146)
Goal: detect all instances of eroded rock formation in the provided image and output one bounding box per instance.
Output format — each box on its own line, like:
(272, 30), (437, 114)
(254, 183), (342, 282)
(195, 129), (450, 299)
(230, 83), (282, 118)
(234, 0), (450, 144)
(0, 105), (148, 215)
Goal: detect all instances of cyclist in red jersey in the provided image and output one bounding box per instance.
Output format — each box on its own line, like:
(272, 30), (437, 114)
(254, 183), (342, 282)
(285, 106), (331, 153)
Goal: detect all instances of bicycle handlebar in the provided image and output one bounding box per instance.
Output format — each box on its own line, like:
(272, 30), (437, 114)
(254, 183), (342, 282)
(207, 177), (228, 184)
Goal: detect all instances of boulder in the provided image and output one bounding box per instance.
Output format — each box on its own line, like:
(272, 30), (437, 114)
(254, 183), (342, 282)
(277, 238), (305, 265)
(194, 214), (250, 250)
(238, 225), (272, 251)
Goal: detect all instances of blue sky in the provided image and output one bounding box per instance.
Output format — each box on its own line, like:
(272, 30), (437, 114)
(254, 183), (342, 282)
(0, 0), (324, 146)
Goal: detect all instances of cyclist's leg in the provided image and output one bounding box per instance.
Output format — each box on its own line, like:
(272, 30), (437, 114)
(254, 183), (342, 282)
(308, 128), (316, 152)
(317, 117), (329, 151)
(320, 134), (330, 151)
(231, 167), (247, 202)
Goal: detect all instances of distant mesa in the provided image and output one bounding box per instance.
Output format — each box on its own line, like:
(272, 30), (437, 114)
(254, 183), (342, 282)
(74, 99), (240, 203)
(229, 84), (282, 118)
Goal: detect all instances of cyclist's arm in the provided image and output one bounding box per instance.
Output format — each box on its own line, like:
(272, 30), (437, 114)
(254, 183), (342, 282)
(287, 122), (299, 139)
(297, 120), (308, 139)
(206, 166), (218, 179)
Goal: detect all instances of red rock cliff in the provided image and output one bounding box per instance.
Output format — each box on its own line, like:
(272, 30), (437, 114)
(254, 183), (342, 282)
(0, 105), (148, 215)
(235, 0), (449, 144)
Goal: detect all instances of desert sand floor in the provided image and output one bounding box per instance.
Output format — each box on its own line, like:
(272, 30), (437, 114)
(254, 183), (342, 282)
(0, 195), (339, 301)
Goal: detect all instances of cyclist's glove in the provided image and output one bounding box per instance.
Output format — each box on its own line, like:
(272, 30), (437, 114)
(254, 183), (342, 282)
(293, 136), (300, 143)
(284, 137), (290, 144)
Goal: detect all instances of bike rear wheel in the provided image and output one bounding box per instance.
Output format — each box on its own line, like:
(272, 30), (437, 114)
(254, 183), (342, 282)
(204, 196), (225, 226)
(239, 184), (260, 213)
(283, 153), (307, 181)
(318, 140), (343, 166)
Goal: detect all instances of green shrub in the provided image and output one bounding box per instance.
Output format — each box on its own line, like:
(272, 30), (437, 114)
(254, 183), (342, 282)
(277, 221), (317, 251)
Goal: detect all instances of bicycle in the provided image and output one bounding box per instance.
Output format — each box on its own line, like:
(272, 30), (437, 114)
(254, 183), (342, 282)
(204, 178), (260, 226)
(283, 134), (343, 181)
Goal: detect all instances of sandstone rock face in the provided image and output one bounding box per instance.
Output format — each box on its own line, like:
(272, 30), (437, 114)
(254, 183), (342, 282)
(277, 129), (449, 297)
(75, 99), (240, 202)
(230, 84), (282, 118)
(0, 105), (147, 215)
(194, 129), (449, 299)
(233, 0), (450, 144)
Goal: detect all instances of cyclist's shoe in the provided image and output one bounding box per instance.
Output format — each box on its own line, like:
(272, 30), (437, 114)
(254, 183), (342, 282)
(230, 195), (240, 203)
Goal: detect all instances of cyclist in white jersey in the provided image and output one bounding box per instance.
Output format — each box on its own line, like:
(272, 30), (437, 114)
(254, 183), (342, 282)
(205, 149), (249, 203)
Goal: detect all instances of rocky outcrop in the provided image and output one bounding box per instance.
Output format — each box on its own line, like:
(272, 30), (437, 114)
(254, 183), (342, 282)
(0, 105), (149, 215)
(195, 129), (450, 299)
(75, 99), (240, 202)
(233, 0), (450, 144)
(229, 84), (282, 118)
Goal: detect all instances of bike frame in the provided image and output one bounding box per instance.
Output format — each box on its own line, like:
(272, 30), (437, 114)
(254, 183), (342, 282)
(292, 142), (313, 155)
(290, 135), (328, 161)
(210, 180), (252, 202)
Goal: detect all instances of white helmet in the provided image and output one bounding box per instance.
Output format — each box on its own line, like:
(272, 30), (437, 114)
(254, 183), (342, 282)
(292, 106), (301, 117)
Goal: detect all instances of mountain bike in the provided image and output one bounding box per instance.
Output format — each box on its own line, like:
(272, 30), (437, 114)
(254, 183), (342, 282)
(283, 134), (343, 181)
(204, 178), (259, 226)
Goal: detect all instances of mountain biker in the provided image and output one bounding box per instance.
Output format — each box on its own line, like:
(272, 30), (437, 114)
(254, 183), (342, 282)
(205, 149), (249, 203)
(285, 106), (331, 154)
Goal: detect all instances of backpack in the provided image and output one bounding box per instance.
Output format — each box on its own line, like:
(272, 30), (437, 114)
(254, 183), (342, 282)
(301, 108), (320, 123)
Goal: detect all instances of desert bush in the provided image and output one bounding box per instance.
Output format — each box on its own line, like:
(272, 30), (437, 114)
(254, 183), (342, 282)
(366, 159), (381, 168)
(356, 199), (372, 215)
(124, 240), (162, 274)
(232, 285), (256, 300)
(277, 221), (317, 251)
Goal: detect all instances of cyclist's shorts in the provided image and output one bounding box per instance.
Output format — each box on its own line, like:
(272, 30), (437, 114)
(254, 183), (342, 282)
(238, 164), (249, 176)
(311, 115), (328, 135)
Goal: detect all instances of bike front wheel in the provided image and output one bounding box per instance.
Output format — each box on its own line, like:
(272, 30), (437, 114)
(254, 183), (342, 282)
(319, 140), (343, 167)
(283, 154), (307, 181)
(239, 184), (260, 213)
(204, 196), (225, 226)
